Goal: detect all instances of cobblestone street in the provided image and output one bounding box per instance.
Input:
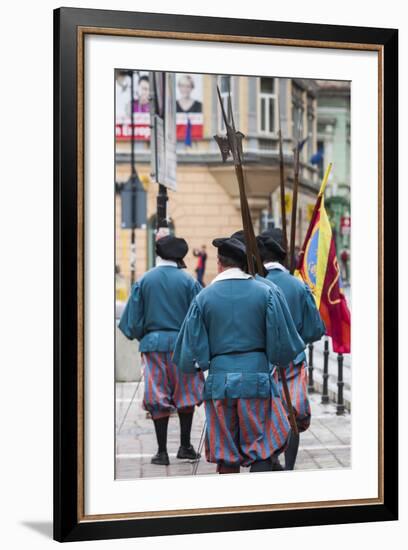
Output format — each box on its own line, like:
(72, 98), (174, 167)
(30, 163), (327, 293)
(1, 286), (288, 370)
(115, 381), (351, 479)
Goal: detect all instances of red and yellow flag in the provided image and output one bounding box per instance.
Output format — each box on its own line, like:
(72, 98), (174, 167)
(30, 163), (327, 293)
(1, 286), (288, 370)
(296, 164), (351, 353)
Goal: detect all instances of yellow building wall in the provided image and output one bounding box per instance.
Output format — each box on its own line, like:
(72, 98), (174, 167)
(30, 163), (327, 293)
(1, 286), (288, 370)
(202, 74), (213, 138)
(116, 163), (243, 291)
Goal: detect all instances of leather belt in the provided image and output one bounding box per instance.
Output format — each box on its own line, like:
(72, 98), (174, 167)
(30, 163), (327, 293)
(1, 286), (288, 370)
(210, 348), (265, 360)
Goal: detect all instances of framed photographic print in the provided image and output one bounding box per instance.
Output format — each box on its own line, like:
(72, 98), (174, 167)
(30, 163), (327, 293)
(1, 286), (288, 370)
(53, 7), (398, 542)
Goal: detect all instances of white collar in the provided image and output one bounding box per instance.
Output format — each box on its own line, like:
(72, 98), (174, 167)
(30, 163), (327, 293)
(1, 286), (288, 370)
(156, 256), (178, 268)
(264, 261), (288, 272)
(210, 267), (252, 284)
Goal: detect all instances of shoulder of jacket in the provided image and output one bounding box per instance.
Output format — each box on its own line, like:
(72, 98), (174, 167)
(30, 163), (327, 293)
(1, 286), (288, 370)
(284, 271), (305, 289)
(140, 268), (157, 282)
(181, 269), (196, 282)
(251, 278), (275, 299)
(196, 283), (214, 302)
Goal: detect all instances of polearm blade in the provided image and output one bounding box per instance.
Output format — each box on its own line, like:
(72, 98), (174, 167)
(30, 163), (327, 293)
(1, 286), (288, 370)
(215, 87), (253, 273)
(278, 130), (287, 248)
(279, 120), (299, 470)
(277, 90), (288, 265)
(289, 147), (300, 274)
(214, 85), (264, 276)
(289, 119), (301, 274)
(215, 83), (299, 463)
(235, 164), (264, 275)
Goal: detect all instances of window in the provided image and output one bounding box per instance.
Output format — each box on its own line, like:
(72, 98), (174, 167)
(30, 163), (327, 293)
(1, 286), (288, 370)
(258, 77), (277, 135)
(307, 96), (315, 161)
(217, 75), (232, 133)
(292, 83), (304, 140)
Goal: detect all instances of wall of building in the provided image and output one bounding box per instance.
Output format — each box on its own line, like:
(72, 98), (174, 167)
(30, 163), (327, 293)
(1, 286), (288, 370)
(115, 162), (243, 288)
(115, 74), (330, 291)
(316, 84), (351, 259)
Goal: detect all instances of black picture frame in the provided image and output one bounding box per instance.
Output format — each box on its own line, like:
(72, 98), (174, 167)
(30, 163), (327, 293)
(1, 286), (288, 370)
(54, 7), (398, 542)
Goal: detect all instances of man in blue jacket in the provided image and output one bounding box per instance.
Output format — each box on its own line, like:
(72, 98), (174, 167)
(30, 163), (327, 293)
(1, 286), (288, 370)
(119, 235), (204, 466)
(257, 228), (325, 461)
(173, 237), (305, 474)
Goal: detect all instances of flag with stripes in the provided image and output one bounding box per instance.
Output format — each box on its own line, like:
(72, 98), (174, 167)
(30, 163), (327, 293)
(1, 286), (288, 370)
(296, 164), (351, 353)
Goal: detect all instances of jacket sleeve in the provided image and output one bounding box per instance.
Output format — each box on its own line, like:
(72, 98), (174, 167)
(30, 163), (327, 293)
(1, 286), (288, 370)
(299, 284), (326, 344)
(118, 282), (145, 341)
(266, 287), (305, 366)
(190, 279), (203, 302)
(173, 299), (210, 373)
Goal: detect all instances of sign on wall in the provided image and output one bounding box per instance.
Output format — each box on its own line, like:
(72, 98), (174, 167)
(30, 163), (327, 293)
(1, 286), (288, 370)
(175, 73), (203, 141)
(115, 71), (151, 140)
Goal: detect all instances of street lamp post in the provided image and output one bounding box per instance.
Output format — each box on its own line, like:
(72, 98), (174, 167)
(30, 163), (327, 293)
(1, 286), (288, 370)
(156, 184), (168, 230)
(149, 72), (169, 235)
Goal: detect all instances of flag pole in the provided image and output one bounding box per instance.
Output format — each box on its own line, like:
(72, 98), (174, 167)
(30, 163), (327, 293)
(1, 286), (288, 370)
(277, 86), (288, 263)
(296, 163), (333, 273)
(214, 84), (300, 468)
(214, 85), (264, 276)
(318, 162), (333, 197)
(289, 134), (300, 275)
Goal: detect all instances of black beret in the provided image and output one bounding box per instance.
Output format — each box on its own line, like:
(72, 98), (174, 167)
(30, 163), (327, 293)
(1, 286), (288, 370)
(156, 235), (188, 262)
(212, 237), (246, 263)
(257, 228), (287, 258)
(230, 229), (245, 244)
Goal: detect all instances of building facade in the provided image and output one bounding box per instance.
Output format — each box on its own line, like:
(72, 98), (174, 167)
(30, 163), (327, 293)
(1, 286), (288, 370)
(116, 73), (324, 289)
(316, 80), (351, 269)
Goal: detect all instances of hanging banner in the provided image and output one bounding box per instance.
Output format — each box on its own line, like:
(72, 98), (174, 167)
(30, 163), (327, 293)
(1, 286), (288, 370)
(115, 71), (151, 140)
(164, 72), (177, 190)
(151, 73), (177, 191)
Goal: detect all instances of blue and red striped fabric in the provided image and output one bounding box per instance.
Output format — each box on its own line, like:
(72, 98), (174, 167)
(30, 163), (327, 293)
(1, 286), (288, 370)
(279, 361), (311, 432)
(204, 373), (290, 467)
(142, 351), (205, 419)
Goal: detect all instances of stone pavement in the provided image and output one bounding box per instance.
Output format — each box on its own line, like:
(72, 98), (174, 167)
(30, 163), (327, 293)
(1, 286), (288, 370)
(115, 381), (351, 479)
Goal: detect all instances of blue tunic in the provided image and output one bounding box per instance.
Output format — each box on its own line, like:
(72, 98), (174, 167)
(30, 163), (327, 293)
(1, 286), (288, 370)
(119, 265), (202, 352)
(265, 267), (325, 363)
(173, 275), (305, 400)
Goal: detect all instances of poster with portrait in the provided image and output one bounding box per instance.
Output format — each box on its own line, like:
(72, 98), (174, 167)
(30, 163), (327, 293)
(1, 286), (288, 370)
(115, 70), (151, 140)
(176, 73), (204, 141)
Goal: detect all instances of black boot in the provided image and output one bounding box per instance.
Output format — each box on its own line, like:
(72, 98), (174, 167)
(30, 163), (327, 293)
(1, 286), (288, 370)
(250, 459), (273, 472)
(177, 445), (201, 460)
(271, 454), (284, 471)
(152, 416), (170, 465)
(178, 410), (194, 447)
(151, 451), (170, 465)
(177, 411), (200, 459)
(217, 462), (240, 474)
(284, 429), (300, 470)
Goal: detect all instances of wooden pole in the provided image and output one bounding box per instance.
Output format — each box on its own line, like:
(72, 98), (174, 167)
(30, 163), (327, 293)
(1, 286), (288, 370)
(214, 86), (298, 440)
(278, 88), (288, 262)
(216, 85), (264, 275)
(280, 367), (299, 436)
(289, 145), (300, 274)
